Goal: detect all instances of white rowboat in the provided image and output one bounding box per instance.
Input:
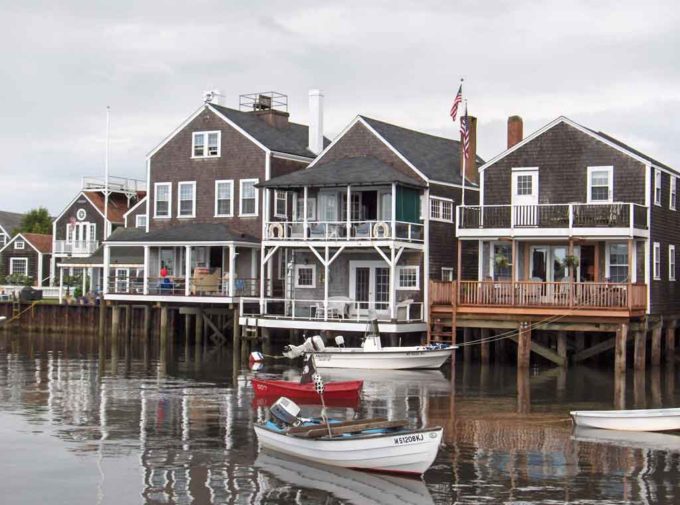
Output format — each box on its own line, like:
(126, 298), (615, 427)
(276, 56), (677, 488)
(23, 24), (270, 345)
(308, 346), (454, 370)
(254, 423), (443, 476)
(572, 426), (680, 453)
(570, 407), (680, 431)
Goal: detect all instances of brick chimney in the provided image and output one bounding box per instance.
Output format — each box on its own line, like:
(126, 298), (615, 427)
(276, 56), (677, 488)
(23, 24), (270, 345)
(255, 109), (289, 129)
(460, 115), (478, 184)
(507, 115), (523, 148)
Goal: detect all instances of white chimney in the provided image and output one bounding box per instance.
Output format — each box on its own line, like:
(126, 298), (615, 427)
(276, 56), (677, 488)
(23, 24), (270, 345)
(308, 89), (324, 155)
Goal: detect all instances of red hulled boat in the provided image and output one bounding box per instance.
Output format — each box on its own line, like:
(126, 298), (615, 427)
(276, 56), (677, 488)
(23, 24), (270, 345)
(252, 378), (363, 403)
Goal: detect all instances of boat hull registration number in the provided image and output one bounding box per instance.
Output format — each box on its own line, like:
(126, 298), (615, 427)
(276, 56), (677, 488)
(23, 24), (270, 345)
(393, 433), (424, 445)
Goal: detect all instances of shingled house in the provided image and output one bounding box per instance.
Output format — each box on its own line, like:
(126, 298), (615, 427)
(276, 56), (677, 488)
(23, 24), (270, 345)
(0, 233), (52, 287)
(103, 90), (327, 305)
(240, 113), (482, 342)
(0, 210), (24, 249)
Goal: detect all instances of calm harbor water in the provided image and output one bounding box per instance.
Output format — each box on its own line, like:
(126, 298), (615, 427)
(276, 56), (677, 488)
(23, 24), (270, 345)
(0, 332), (679, 505)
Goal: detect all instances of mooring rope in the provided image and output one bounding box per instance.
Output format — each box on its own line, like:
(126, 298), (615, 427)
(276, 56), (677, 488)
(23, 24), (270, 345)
(455, 312), (571, 347)
(2, 301), (39, 325)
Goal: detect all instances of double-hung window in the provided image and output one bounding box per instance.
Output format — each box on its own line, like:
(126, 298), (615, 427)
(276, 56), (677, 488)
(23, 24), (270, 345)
(294, 194), (316, 221)
(587, 166), (613, 203)
(294, 265), (316, 288)
(608, 243), (629, 283)
(430, 197), (454, 222)
(177, 182), (196, 218)
(192, 131), (220, 158)
(441, 267), (454, 281)
(239, 179), (259, 216)
(671, 176), (677, 210)
(653, 242), (661, 280)
(670, 245), (676, 281)
(654, 169), (662, 206)
(215, 180), (234, 217)
(274, 190), (287, 218)
(135, 215), (147, 229)
(397, 266), (419, 290)
(154, 183), (171, 218)
(10, 258), (28, 276)
(14, 240), (25, 250)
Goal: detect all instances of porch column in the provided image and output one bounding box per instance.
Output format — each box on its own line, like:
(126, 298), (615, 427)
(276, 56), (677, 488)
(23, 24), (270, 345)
(627, 238), (634, 284)
(391, 183), (397, 238)
(346, 185), (351, 239)
(58, 267), (64, 304)
(103, 245), (111, 294)
(259, 246), (266, 311)
(303, 186), (308, 239)
(37, 254), (43, 287)
(323, 246), (329, 321)
(389, 246), (396, 319)
(229, 245), (236, 297)
(184, 245), (191, 296)
(81, 268), (87, 295)
(143, 246), (150, 295)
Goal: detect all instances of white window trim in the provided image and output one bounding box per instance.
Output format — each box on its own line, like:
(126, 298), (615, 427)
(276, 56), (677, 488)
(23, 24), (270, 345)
(586, 166), (613, 203)
(430, 196), (454, 223)
(214, 179), (235, 217)
(274, 190), (288, 218)
(441, 267), (454, 281)
(10, 257), (28, 276)
(135, 214), (147, 229)
(396, 265), (420, 290)
(670, 245), (676, 281)
(239, 178), (259, 217)
(671, 176), (677, 210)
(192, 130), (221, 158)
(654, 168), (662, 206)
(653, 242), (661, 280)
(177, 181), (197, 218)
(14, 240), (25, 250)
(294, 264), (316, 288)
(154, 182), (172, 218)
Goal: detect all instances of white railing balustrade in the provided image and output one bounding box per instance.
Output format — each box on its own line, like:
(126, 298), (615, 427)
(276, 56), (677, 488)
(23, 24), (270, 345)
(265, 220), (424, 242)
(54, 240), (100, 255)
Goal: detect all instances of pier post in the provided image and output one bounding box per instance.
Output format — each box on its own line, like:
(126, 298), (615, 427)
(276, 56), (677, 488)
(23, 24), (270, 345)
(111, 304), (120, 339)
(480, 328), (490, 365)
(195, 309), (204, 349)
(143, 305), (151, 341)
(651, 327), (661, 366)
(517, 367), (530, 414)
(633, 369), (646, 408)
(462, 327), (471, 363)
(557, 331), (567, 367)
(575, 332), (585, 352)
(517, 322), (531, 368)
(124, 305), (132, 340)
(666, 326), (676, 363)
(184, 314), (192, 343)
(634, 330), (646, 371)
(614, 370), (626, 409)
(615, 324), (628, 374)
(494, 335), (506, 364)
(261, 328), (271, 356)
(232, 305), (241, 367)
(160, 305), (168, 345)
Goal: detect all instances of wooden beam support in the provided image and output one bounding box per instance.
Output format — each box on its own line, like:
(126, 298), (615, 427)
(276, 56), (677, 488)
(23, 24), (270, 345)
(510, 331), (565, 367)
(651, 327), (662, 366)
(574, 335), (616, 364)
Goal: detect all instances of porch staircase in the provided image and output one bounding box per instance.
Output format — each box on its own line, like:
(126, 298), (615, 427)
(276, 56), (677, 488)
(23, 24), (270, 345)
(428, 315), (456, 344)
(427, 280), (457, 345)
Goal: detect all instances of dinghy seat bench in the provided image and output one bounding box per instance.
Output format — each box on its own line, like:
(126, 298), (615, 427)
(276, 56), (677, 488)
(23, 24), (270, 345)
(288, 418), (410, 439)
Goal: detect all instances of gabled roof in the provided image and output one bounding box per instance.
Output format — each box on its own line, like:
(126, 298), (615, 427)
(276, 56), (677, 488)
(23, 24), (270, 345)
(106, 223), (259, 244)
(84, 191), (139, 224)
(210, 105), (330, 158)
(21, 233), (53, 254)
(359, 116), (484, 186)
(259, 156), (426, 189)
(479, 116), (678, 175)
(0, 210), (24, 235)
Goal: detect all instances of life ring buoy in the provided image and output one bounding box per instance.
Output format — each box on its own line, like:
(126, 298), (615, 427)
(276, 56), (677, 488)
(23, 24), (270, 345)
(373, 221), (390, 238)
(268, 222), (284, 238)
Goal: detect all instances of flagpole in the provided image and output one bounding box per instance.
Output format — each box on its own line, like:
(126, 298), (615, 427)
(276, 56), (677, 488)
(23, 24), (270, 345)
(104, 106), (110, 238)
(461, 99), (467, 207)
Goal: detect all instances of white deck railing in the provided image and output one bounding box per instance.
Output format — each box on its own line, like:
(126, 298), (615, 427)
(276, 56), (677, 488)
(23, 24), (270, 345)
(54, 240), (100, 255)
(265, 220), (424, 242)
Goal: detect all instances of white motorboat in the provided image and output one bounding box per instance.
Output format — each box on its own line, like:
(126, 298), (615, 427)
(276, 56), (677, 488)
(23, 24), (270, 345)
(284, 335), (455, 370)
(254, 397), (443, 476)
(572, 426), (680, 453)
(256, 450), (434, 505)
(570, 407), (680, 432)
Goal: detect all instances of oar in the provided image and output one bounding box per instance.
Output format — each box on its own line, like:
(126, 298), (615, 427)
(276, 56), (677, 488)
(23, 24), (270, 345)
(311, 354), (333, 438)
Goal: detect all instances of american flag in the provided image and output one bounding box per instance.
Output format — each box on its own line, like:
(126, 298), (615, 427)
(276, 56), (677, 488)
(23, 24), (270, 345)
(460, 106), (470, 159)
(450, 83), (462, 122)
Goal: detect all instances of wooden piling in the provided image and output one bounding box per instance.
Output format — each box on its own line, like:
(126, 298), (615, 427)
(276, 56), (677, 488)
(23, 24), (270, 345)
(615, 324), (628, 374)
(160, 305), (168, 346)
(462, 327), (471, 363)
(650, 327), (661, 366)
(195, 309), (203, 348)
(232, 305), (241, 360)
(143, 305), (151, 340)
(262, 328), (271, 356)
(480, 328), (490, 365)
(517, 322), (531, 368)
(634, 330), (646, 371)
(516, 367), (530, 415)
(557, 331), (567, 367)
(124, 305), (132, 339)
(111, 304), (120, 339)
(666, 326), (676, 363)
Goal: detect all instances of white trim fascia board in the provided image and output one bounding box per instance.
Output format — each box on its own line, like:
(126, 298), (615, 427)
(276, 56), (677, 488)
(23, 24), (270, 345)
(480, 172), (484, 206)
(429, 180), (480, 191)
(456, 227), (650, 239)
(239, 317), (427, 333)
(0, 225), (8, 236)
(207, 104), (271, 154)
(104, 240), (259, 248)
(306, 116), (363, 169)
(53, 191), (106, 225)
(122, 196), (147, 219)
(271, 151), (314, 163)
(146, 159), (150, 233)
(478, 116), (671, 175)
(1, 233), (41, 254)
(146, 105), (205, 159)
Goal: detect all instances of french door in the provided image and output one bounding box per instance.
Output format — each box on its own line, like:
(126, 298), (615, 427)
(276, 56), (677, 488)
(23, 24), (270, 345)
(350, 261), (390, 315)
(67, 222), (96, 253)
(512, 170), (539, 226)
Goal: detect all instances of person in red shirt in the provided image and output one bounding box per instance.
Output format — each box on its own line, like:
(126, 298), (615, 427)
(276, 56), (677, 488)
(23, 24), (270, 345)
(160, 263), (169, 278)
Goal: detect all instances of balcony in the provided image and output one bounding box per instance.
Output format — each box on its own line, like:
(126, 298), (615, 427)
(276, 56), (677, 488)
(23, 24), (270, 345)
(457, 203), (648, 237)
(106, 276), (259, 298)
(265, 220), (424, 243)
(430, 280), (647, 315)
(54, 240), (100, 255)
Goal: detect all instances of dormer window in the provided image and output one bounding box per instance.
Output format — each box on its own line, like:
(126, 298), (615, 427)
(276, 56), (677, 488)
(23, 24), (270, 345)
(14, 240), (25, 250)
(192, 131), (220, 158)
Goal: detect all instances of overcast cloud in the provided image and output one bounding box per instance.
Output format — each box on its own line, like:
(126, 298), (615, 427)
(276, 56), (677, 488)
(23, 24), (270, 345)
(1, 0), (679, 213)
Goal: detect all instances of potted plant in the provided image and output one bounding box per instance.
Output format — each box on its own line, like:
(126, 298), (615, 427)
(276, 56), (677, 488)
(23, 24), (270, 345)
(564, 255), (580, 281)
(494, 252), (510, 269)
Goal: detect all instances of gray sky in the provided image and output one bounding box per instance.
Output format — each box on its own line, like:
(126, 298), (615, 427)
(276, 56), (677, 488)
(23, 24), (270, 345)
(1, 0), (679, 214)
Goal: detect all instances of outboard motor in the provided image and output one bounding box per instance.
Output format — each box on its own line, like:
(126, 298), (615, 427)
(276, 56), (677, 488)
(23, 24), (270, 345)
(283, 335), (326, 358)
(335, 335), (345, 348)
(311, 335), (325, 351)
(270, 397), (302, 427)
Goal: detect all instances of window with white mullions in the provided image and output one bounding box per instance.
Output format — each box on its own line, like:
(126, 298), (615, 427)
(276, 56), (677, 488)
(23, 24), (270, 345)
(10, 257), (28, 276)
(14, 240), (25, 250)
(441, 267), (454, 281)
(274, 190), (287, 218)
(178, 182), (196, 218)
(294, 265), (316, 288)
(397, 266), (419, 289)
(192, 131), (220, 158)
(670, 245), (676, 281)
(239, 179), (259, 216)
(608, 243), (629, 283)
(155, 183), (171, 218)
(516, 175), (533, 195)
(654, 169), (662, 206)
(671, 176), (677, 210)
(215, 180), (233, 217)
(587, 166), (613, 203)
(653, 242), (661, 280)
(430, 197), (454, 222)
(135, 215), (147, 229)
